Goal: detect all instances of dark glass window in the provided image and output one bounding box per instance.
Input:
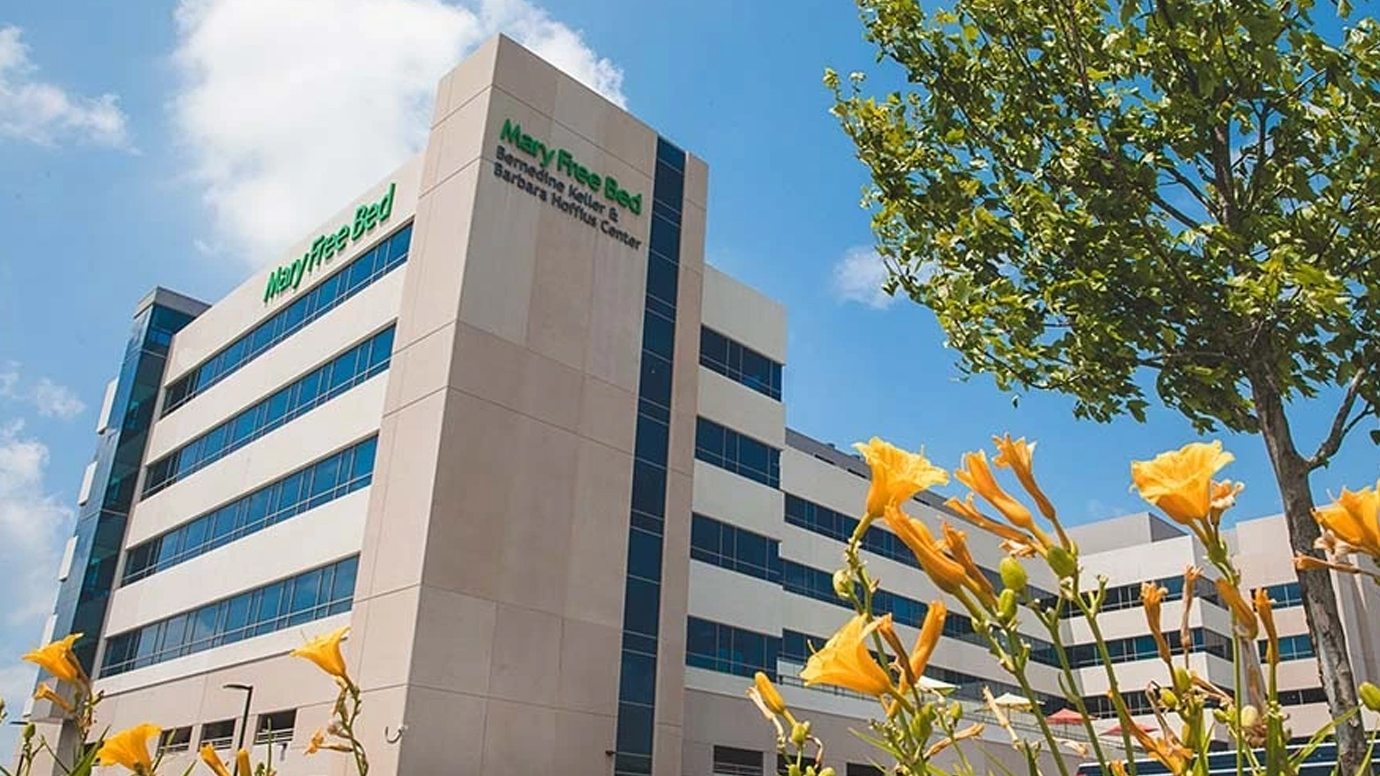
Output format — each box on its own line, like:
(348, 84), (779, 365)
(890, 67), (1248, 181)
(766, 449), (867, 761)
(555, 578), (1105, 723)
(700, 327), (783, 401)
(158, 727), (192, 755)
(713, 746), (763, 776)
(1059, 573), (1222, 618)
(200, 720), (236, 750)
(690, 514), (781, 583)
(254, 710), (296, 745)
(162, 224), (411, 415)
(684, 617), (779, 679)
(125, 437), (376, 583)
(143, 328), (393, 496)
(1265, 633), (1316, 662)
(1262, 581), (1304, 609)
(695, 417), (780, 488)
(101, 556), (357, 677)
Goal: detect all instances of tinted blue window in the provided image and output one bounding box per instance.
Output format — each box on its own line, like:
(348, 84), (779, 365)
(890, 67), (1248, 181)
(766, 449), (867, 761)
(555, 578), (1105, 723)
(143, 330), (393, 496)
(125, 437), (376, 583)
(699, 327), (782, 400)
(102, 557), (357, 677)
(161, 224), (410, 417)
(693, 418), (780, 488)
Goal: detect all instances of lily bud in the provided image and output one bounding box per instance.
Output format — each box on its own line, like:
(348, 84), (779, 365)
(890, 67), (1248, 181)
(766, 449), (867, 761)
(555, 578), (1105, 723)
(1173, 667), (1192, 695)
(1240, 705), (1260, 728)
(791, 721), (810, 747)
(997, 589), (1017, 622)
(1159, 688), (1179, 709)
(1046, 546), (1078, 579)
(999, 557), (1028, 591)
(1360, 682), (1380, 712)
(22, 722), (34, 743)
(819, 768), (837, 776)
(832, 569), (854, 601)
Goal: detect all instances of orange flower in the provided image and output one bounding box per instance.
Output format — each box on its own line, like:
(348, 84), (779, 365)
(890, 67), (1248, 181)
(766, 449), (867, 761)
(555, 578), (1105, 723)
(21, 633), (83, 686)
(853, 438), (949, 517)
(1255, 588), (1279, 666)
(291, 626), (350, 679)
(801, 615), (894, 697)
(1141, 582), (1171, 664)
(235, 749), (251, 776)
(32, 682), (72, 715)
(943, 494), (1037, 546)
(1131, 442), (1234, 527)
(955, 450), (1037, 533)
(1215, 578), (1258, 639)
(991, 434), (1057, 521)
(883, 506), (969, 595)
(753, 671), (786, 715)
(200, 744), (233, 776)
(1314, 483), (1380, 559)
(96, 723), (159, 773)
(941, 522), (997, 606)
(909, 601), (946, 682)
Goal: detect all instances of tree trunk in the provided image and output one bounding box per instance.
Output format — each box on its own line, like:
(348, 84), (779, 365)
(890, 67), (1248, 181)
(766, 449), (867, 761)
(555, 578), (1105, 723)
(1251, 375), (1369, 776)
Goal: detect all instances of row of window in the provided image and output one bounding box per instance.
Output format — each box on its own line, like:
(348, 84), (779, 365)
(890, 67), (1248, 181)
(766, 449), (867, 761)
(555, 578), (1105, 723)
(102, 556), (357, 677)
(1065, 627), (1231, 669)
(157, 709), (297, 757)
(143, 326), (395, 496)
(1261, 581), (1304, 608)
(784, 493), (1055, 601)
(162, 224), (411, 416)
(1058, 573), (1223, 618)
(124, 437), (378, 584)
(1264, 633), (1316, 662)
(1082, 685), (1327, 720)
(699, 327), (783, 401)
(686, 617), (780, 680)
(691, 514), (782, 583)
(695, 417), (781, 489)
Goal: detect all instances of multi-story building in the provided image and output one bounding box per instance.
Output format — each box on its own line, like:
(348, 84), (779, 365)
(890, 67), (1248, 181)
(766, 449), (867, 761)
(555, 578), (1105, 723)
(18, 34), (1378, 776)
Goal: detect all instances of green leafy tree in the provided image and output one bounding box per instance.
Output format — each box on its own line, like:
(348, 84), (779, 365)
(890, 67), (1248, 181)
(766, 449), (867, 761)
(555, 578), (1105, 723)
(827, 0), (1380, 771)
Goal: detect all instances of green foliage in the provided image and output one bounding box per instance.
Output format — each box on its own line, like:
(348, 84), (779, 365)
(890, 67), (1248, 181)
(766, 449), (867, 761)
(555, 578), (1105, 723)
(828, 0), (1380, 436)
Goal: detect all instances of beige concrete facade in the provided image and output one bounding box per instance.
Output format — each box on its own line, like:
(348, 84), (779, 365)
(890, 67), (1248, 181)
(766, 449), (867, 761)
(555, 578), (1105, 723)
(20, 32), (1380, 776)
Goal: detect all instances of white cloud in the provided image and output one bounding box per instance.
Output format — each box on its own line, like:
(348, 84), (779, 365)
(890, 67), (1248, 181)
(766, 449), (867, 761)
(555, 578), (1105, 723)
(832, 246), (896, 310)
(171, 0), (626, 266)
(0, 26), (130, 148)
(0, 364), (85, 421)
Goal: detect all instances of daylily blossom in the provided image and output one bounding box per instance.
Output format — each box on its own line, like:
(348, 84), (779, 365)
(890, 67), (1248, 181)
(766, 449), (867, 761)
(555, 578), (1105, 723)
(853, 438), (949, 517)
(21, 634), (83, 685)
(291, 626), (350, 679)
(1131, 442), (1234, 528)
(801, 614), (894, 697)
(96, 723), (159, 774)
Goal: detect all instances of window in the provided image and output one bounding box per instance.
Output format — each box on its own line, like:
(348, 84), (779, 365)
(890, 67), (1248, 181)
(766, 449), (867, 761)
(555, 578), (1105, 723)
(847, 765), (886, 776)
(1267, 634), (1316, 662)
(125, 437), (377, 583)
(1262, 581), (1304, 609)
(102, 556), (357, 677)
(162, 224), (411, 415)
(200, 720), (236, 750)
(700, 328), (783, 400)
(255, 710), (296, 745)
(713, 746), (763, 776)
(158, 726), (192, 755)
(691, 514), (781, 583)
(144, 327), (394, 496)
(1280, 687), (1327, 706)
(1058, 573), (1221, 618)
(685, 617), (780, 679)
(695, 417), (780, 488)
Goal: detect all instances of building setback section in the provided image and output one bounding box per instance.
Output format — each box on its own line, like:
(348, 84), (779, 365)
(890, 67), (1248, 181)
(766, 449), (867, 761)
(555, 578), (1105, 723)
(22, 33), (1380, 776)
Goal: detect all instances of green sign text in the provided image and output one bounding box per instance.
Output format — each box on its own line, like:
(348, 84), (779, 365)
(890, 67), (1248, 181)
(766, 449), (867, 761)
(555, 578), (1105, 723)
(263, 183), (396, 304)
(499, 119), (642, 215)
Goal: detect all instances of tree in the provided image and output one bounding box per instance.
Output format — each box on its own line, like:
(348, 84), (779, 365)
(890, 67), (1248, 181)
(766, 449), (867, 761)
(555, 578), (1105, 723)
(827, 0), (1380, 771)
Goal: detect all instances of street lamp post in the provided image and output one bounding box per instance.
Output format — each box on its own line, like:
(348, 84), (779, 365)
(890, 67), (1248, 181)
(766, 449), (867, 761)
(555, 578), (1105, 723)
(223, 683), (254, 751)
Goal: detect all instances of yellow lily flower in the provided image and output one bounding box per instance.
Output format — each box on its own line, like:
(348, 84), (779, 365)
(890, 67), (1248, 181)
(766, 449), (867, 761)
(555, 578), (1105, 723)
(235, 748), (251, 776)
(96, 723), (159, 774)
(853, 438), (949, 517)
(941, 522), (997, 606)
(801, 614), (894, 697)
(944, 494), (1038, 548)
(1314, 483), (1380, 559)
(21, 633), (83, 685)
(991, 434), (1057, 521)
(753, 672), (786, 715)
(1215, 578), (1259, 639)
(955, 450), (1039, 534)
(883, 505), (969, 595)
(909, 601), (946, 682)
(1141, 582), (1172, 664)
(31, 682), (72, 714)
(1130, 442), (1234, 527)
(200, 744), (233, 776)
(1255, 588), (1279, 667)
(291, 626), (350, 679)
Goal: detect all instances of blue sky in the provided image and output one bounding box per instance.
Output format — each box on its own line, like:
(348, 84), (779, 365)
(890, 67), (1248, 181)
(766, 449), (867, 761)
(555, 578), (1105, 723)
(0, 0), (1376, 744)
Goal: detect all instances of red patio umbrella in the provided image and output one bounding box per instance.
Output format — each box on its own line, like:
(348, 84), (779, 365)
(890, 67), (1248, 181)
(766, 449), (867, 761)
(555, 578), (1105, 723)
(1047, 708), (1089, 726)
(1101, 722), (1152, 737)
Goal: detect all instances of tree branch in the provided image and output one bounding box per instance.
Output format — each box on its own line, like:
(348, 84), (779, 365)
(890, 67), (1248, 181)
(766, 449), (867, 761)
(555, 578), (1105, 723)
(1308, 369), (1370, 469)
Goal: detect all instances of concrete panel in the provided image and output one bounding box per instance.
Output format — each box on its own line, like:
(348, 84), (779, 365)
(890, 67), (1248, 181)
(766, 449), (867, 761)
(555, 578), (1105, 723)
(701, 264), (786, 364)
(697, 368), (786, 448)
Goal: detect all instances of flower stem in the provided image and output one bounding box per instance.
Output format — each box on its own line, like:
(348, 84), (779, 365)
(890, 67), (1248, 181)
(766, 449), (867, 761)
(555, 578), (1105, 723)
(1038, 604), (1111, 769)
(1073, 594), (1138, 776)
